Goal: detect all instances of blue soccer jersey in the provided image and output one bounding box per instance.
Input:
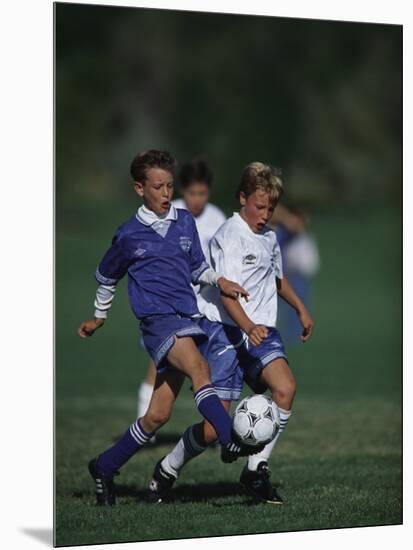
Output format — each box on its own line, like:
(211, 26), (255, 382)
(95, 206), (209, 320)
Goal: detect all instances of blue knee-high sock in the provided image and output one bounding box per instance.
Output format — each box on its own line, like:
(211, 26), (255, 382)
(96, 418), (155, 476)
(194, 384), (232, 446)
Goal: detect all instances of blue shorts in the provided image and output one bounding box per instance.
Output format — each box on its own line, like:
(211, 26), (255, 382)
(197, 318), (288, 401)
(197, 318), (245, 401)
(140, 314), (208, 373)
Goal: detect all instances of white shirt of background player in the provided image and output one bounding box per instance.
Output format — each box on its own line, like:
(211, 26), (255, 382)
(172, 198), (226, 263)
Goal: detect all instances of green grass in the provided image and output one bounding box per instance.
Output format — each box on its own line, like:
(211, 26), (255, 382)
(55, 205), (402, 546)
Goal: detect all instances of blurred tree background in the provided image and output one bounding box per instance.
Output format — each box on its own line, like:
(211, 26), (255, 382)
(55, 3), (401, 221)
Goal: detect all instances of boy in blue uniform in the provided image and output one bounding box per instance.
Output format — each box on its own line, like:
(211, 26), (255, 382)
(78, 150), (256, 506)
(136, 159), (226, 424)
(147, 162), (314, 504)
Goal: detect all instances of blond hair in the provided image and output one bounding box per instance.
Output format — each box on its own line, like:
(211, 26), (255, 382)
(237, 162), (284, 205)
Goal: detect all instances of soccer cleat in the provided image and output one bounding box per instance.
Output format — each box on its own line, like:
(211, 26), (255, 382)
(88, 458), (118, 506)
(220, 436), (266, 463)
(221, 441), (243, 463)
(240, 461), (283, 504)
(146, 457), (177, 503)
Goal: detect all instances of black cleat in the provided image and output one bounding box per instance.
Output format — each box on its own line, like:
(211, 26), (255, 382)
(88, 458), (118, 506)
(221, 441), (242, 463)
(221, 438), (266, 463)
(221, 429), (267, 464)
(146, 457), (177, 503)
(240, 461), (283, 504)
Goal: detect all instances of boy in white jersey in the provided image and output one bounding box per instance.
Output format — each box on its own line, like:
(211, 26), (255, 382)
(137, 160), (226, 422)
(147, 162), (314, 504)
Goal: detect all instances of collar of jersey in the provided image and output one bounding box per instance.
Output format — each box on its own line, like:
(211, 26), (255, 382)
(233, 212), (267, 236)
(136, 204), (178, 226)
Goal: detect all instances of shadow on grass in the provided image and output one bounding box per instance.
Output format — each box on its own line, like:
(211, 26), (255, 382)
(74, 481), (260, 506)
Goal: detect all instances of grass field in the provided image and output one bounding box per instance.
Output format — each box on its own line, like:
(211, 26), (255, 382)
(55, 204), (402, 546)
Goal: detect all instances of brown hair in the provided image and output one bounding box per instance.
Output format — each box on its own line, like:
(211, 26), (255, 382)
(130, 149), (176, 182)
(237, 162), (284, 204)
(179, 159), (213, 189)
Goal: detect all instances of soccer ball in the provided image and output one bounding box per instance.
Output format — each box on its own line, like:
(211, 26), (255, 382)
(233, 394), (280, 447)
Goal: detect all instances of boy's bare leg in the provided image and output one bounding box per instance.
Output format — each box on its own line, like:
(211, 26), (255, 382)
(247, 358), (295, 470)
(145, 360), (157, 385)
(159, 337), (235, 448)
(140, 368), (185, 433)
(260, 358), (296, 410)
(165, 336), (212, 390)
(137, 359), (157, 420)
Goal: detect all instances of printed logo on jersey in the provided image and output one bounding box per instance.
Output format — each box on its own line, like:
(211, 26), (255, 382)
(179, 236), (192, 252)
(243, 253), (257, 265)
(134, 247), (146, 257)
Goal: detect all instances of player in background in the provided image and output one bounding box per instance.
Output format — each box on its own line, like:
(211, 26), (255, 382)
(147, 162), (314, 504)
(77, 149), (258, 506)
(137, 159), (226, 423)
(269, 204), (320, 344)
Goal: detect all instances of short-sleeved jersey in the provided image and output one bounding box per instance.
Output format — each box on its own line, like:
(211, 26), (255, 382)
(172, 199), (226, 263)
(95, 206), (209, 320)
(197, 213), (283, 328)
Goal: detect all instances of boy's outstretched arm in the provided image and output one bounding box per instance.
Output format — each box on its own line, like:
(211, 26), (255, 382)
(78, 317), (105, 338)
(78, 228), (131, 338)
(277, 276), (314, 342)
(77, 283), (116, 338)
(220, 294), (268, 347)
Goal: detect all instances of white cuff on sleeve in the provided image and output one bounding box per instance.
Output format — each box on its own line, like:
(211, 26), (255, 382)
(197, 268), (223, 287)
(94, 309), (108, 320)
(94, 284), (116, 319)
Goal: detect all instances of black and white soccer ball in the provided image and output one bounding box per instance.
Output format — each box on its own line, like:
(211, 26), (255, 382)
(233, 395), (280, 447)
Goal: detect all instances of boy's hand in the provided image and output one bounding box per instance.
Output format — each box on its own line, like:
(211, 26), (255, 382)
(78, 318), (105, 338)
(298, 309), (314, 342)
(217, 277), (249, 301)
(247, 324), (268, 347)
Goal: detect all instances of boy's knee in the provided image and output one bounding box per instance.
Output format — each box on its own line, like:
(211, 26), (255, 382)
(272, 379), (296, 407)
(145, 407), (171, 428)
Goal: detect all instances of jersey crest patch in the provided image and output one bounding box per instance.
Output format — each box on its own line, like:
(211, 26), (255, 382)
(243, 253), (257, 265)
(179, 236), (192, 252)
(134, 247), (146, 257)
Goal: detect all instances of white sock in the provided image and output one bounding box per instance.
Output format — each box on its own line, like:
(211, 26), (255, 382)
(137, 381), (154, 418)
(161, 425), (207, 478)
(247, 407), (292, 471)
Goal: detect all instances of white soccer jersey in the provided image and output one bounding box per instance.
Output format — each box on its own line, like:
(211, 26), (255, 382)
(198, 213), (283, 328)
(172, 199), (226, 263)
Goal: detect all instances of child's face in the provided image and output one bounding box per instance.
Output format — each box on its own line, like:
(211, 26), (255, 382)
(239, 189), (276, 233)
(182, 181), (210, 218)
(134, 167), (174, 215)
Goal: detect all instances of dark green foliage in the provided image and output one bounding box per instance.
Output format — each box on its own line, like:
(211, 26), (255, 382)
(55, 4), (401, 212)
